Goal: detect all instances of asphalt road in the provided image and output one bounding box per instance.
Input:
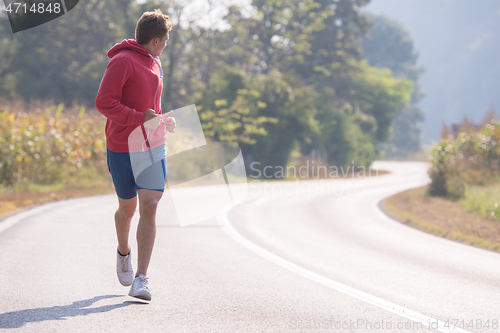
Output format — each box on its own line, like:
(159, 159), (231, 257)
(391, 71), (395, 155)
(1, 161), (499, 333)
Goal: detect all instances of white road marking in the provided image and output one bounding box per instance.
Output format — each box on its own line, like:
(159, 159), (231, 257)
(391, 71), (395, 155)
(0, 166), (469, 333)
(217, 203), (471, 333)
(0, 200), (69, 235)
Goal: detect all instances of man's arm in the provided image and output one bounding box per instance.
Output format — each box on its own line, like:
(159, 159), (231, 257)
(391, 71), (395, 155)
(95, 58), (146, 126)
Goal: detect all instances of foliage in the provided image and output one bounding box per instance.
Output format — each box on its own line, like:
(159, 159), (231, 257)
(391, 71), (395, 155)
(0, 0), (417, 179)
(362, 14), (425, 157)
(428, 119), (500, 200)
(0, 100), (217, 189)
(197, 68), (278, 144)
(348, 60), (413, 142)
(219, 1), (410, 170)
(0, 0), (135, 103)
(304, 59), (413, 168)
(362, 15), (418, 79)
(321, 103), (377, 168)
(459, 183), (500, 221)
(0, 101), (107, 188)
(241, 69), (318, 172)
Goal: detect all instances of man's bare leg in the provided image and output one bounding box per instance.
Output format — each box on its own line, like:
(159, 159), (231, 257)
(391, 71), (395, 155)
(115, 196), (137, 255)
(136, 189), (163, 277)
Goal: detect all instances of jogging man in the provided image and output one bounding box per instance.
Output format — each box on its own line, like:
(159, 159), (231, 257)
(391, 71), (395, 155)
(95, 9), (175, 301)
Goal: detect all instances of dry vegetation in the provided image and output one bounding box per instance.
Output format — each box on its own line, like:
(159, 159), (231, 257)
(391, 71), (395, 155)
(0, 100), (113, 219)
(383, 186), (500, 253)
(384, 117), (500, 252)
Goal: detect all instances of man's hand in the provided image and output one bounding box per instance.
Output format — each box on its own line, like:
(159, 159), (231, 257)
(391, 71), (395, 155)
(162, 111), (176, 133)
(144, 109), (162, 129)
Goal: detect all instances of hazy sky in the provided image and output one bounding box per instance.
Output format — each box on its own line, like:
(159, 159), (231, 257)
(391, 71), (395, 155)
(364, 0), (500, 143)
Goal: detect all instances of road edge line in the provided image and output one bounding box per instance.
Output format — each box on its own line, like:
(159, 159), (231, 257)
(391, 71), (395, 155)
(0, 195), (112, 235)
(217, 201), (469, 333)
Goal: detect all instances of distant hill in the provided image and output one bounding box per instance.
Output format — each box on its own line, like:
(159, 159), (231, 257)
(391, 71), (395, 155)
(364, 0), (500, 143)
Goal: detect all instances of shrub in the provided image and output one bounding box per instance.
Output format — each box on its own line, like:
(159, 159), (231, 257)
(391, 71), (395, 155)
(428, 119), (500, 200)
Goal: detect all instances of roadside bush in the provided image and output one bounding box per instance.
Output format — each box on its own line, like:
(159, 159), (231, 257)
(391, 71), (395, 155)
(428, 119), (500, 200)
(427, 167), (447, 197)
(446, 175), (467, 201)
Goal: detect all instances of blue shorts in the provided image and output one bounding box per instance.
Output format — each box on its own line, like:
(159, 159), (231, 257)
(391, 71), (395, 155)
(107, 148), (166, 200)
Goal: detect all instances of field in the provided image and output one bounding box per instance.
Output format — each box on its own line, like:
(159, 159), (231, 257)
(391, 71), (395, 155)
(0, 100), (112, 217)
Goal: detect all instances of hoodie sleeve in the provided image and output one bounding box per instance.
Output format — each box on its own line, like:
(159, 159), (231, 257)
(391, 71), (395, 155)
(95, 58), (145, 126)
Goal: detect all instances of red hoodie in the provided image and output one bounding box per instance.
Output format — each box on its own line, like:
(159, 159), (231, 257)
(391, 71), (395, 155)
(95, 39), (166, 153)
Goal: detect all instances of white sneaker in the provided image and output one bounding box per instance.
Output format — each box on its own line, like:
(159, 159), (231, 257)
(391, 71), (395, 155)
(128, 274), (151, 301)
(116, 248), (134, 286)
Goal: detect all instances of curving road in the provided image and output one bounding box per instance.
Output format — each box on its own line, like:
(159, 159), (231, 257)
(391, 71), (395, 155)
(1, 161), (499, 332)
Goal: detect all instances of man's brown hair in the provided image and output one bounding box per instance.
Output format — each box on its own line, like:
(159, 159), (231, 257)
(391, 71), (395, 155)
(135, 9), (172, 45)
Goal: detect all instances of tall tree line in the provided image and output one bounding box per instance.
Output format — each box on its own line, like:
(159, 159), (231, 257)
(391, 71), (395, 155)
(362, 14), (424, 157)
(0, 0), (414, 174)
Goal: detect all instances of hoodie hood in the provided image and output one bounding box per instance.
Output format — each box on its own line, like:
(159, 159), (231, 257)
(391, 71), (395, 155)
(107, 39), (152, 59)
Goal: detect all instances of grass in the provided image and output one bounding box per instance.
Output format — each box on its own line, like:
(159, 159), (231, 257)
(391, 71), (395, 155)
(383, 186), (500, 253)
(458, 183), (500, 220)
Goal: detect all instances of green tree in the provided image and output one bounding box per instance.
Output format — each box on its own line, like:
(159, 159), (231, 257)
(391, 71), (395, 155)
(1, 0), (133, 104)
(362, 14), (425, 157)
(0, 11), (20, 98)
(241, 69), (318, 173)
(306, 60), (413, 167)
(238, 0), (413, 168)
(311, 99), (377, 168)
(220, 1), (381, 170)
(197, 67), (277, 144)
(0, 0), (417, 174)
(349, 60), (414, 142)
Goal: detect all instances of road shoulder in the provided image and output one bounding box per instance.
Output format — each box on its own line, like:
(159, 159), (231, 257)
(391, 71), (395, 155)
(380, 185), (500, 253)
